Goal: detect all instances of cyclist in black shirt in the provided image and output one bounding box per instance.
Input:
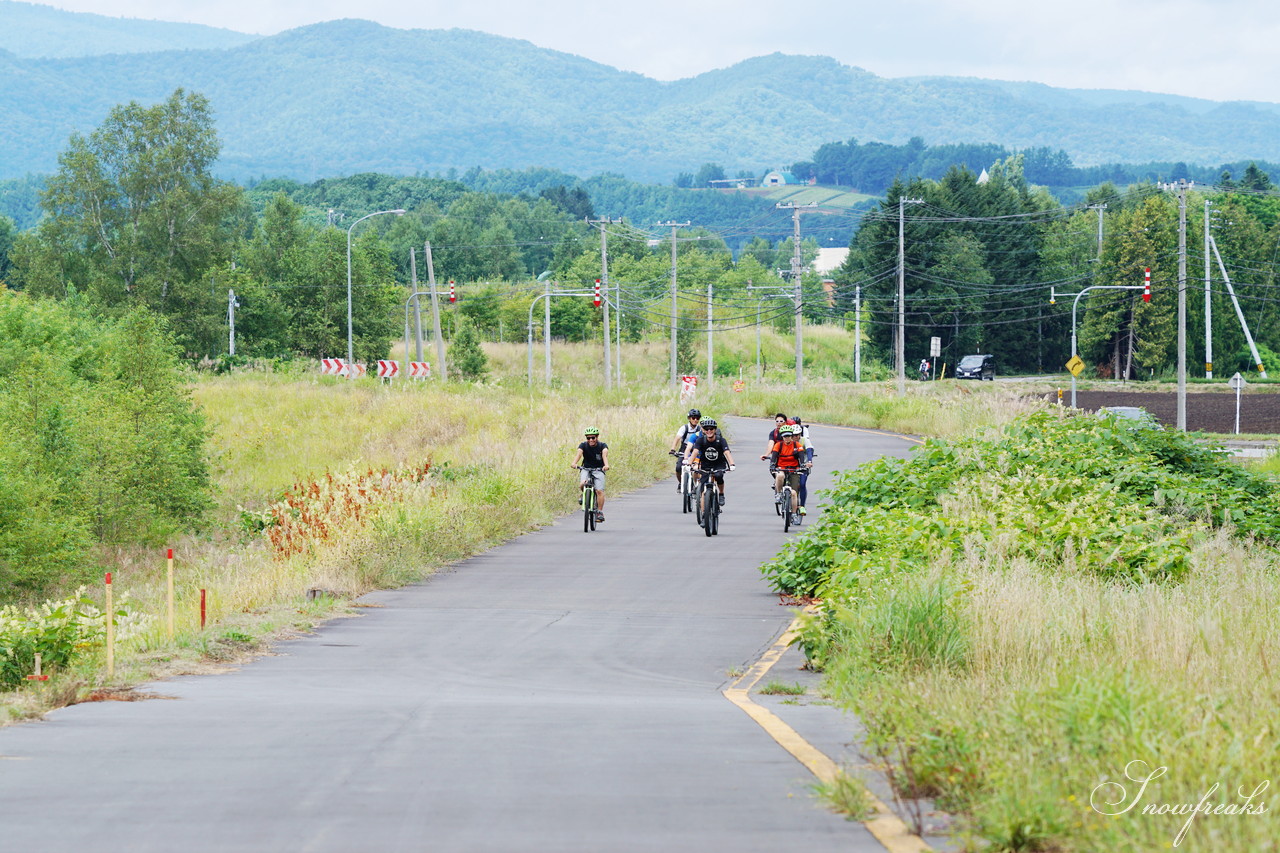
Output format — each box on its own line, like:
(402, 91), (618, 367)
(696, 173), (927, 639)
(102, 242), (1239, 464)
(571, 427), (610, 522)
(684, 418), (735, 513)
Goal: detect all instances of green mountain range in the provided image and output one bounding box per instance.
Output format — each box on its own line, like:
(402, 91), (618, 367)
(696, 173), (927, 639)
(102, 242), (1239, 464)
(0, 0), (256, 58)
(2, 6), (1280, 186)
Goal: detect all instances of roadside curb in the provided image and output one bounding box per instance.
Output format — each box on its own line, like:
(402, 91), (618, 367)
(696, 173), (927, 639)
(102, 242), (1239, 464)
(723, 619), (933, 853)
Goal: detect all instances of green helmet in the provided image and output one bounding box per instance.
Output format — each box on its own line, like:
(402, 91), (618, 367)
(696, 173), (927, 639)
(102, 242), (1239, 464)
(584, 427), (600, 436)
(779, 425), (796, 437)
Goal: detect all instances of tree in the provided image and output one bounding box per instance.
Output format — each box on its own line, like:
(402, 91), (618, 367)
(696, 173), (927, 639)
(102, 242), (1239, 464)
(0, 215), (14, 284)
(26, 89), (243, 355)
(693, 163), (726, 187)
(449, 315), (489, 380)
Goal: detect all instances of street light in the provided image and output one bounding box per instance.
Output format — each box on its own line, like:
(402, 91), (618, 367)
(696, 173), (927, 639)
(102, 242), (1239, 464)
(347, 208), (405, 373)
(1054, 283), (1144, 408)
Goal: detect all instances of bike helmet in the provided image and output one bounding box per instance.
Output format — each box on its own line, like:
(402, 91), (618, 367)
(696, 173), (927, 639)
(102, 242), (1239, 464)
(699, 418), (717, 429)
(584, 427), (600, 436)
(687, 408), (701, 419)
(779, 425), (796, 437)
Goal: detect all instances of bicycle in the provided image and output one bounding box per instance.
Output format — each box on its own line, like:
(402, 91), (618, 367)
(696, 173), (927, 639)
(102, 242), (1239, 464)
(695, 465), (732, 537)
(574, 466), (601, 532)
(670, 450), (695, 514)
(772, 464), (809, 531)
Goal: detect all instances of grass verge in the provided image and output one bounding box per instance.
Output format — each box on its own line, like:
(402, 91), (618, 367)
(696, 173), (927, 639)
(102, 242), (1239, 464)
(2, 375), (674, 722)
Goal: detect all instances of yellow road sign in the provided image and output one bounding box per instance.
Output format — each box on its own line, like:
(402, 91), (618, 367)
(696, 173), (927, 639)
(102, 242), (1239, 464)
(1066, 355), (1085, 377)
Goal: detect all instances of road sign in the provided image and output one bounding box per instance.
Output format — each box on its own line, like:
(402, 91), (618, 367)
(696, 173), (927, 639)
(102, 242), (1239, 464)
(732, 379), (745, 393)
(320, 358), (347, 376)
(377, 360), (400, 379)
(680, 375), (698, 402)
(1066, 355), (1085, 377)
(408, 361), (431, 378)
(351, 363), (366, 377)
(1229, 371), (1246, 391)
(930, 336), (941, 357)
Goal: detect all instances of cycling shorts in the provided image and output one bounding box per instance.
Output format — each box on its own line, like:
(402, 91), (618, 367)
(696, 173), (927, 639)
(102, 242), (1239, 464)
(775, 468), (802, 490)
(579, 468), (605, 490)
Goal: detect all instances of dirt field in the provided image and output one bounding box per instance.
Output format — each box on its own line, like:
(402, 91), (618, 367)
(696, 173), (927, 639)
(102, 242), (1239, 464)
(1053, 389), (1280, 434)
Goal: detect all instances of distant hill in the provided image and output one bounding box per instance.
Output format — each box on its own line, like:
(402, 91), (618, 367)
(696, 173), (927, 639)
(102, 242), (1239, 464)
(0, 1), (256, 58)
(3, 17), (1280, 185)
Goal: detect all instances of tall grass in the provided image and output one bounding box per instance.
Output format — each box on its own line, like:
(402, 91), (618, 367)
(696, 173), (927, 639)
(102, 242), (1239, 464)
(2, 374), (675, 717)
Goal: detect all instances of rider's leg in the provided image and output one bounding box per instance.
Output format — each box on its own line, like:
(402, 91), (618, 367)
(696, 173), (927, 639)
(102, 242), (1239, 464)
(774, 469), (785, 501)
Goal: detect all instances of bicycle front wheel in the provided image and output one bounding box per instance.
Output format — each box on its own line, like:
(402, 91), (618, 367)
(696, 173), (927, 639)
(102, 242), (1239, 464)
(782, 488), (792, 532)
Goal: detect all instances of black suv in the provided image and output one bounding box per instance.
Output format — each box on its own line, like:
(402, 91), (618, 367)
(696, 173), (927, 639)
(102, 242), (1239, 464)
(956, 354), (995, 380)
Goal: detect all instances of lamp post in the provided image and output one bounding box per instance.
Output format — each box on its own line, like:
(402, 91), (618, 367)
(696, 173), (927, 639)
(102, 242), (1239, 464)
(1054, 283), (1145, 408)
(347, 209), (405, 372)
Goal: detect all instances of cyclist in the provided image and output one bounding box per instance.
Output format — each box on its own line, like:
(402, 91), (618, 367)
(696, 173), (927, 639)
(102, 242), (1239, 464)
(768, 425), (810, 518)
(571, 427), (610, 522)
(792, 416), (814, 516)
(668, 408), (702, 492)
(761, 413), (788, 456)
(684, 418), (735, 515)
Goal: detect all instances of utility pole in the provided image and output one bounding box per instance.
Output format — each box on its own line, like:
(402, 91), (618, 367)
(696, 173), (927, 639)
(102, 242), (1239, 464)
(658, 221), (689, 386)
(706, 277), (714, 385)
(1204, 200), (1213, 379)
(589, 217), (621, 390)
(425, 241), (446, 381)
(1087, 203), (1107, 258)
(855, 284), (861, 382)
(227, 289), (238, 356)
(776, 202), (818, 390)
(1158, 180), (1191, 430)
(410, 248), (424, 361)
(897, 197), (925, 396)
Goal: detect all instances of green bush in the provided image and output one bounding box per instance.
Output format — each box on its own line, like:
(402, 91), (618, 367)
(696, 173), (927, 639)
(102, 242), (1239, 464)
(0, 590), (151, 690)
(763, 409), (1280, 597)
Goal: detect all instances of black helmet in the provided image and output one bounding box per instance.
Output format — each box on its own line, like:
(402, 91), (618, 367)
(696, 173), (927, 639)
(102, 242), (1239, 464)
(688, 408), (701, 418)
(699, 418), (717, 429)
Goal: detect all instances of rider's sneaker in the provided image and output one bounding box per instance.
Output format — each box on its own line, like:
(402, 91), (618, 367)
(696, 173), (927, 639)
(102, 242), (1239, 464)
(773, 493), (782, 505)
(718, 493), (725, 507)
(596, 511), (605, 523)
(799, 506), (807, 515)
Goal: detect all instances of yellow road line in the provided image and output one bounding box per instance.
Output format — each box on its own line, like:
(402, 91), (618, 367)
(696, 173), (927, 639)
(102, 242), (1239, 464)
(724, 621), (933, 853)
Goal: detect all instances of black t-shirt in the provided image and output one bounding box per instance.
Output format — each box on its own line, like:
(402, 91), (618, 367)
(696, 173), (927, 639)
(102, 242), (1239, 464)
(692, 434), (730, 469)
(578, 440), (607, 469)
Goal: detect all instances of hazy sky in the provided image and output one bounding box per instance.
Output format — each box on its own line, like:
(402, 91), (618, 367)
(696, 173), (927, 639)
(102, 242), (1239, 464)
(39, 0), (1280, 103)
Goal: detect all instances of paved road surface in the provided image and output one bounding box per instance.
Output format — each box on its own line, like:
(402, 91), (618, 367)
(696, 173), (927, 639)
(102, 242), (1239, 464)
(0, 417), (917, 853)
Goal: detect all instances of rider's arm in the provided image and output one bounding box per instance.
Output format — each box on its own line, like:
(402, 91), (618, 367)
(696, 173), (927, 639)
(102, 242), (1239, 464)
(670, 425), (686, 453)
(571, 446), (583, 468)
(768, 448), (780, 467)
(601, 446), (610, 471)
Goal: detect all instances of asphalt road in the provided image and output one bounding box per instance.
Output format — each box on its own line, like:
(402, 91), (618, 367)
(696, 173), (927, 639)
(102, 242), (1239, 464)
(0, 417), (917, 853)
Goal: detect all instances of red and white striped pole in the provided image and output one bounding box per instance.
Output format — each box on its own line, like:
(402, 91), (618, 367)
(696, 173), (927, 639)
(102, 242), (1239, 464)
(1143, 268), (1151, 303)
(448, 281), (456, 303)
(593, 279), (602, 308)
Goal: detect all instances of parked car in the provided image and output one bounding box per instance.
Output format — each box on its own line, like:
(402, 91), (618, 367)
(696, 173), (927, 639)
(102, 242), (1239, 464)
(956, 354), (995, 380)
